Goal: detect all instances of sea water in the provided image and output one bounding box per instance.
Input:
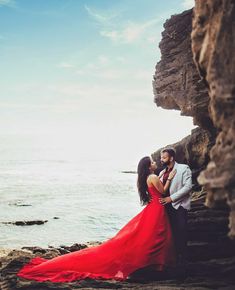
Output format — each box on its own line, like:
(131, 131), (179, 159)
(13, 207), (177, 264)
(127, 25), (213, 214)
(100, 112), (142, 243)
(0, 134), (142, 249)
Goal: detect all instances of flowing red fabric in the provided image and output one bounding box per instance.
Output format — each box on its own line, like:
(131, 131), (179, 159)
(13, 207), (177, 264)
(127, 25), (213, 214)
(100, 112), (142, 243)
(17, 186), (176, 283)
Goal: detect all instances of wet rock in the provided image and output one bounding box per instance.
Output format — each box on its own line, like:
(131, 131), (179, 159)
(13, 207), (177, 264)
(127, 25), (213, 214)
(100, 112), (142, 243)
(57, 243), (88, 255)
(2, 220), (48, 226)
(8, 201), (32, 207)
(21, 247), (61, 258)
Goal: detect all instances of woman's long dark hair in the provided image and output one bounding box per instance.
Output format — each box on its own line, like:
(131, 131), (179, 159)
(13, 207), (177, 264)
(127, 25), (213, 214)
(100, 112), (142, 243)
(137, 156), (151, 206)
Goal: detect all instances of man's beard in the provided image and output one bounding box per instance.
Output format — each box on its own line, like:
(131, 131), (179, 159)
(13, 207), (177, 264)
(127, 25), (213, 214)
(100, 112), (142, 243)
(161, 160), (170, 167)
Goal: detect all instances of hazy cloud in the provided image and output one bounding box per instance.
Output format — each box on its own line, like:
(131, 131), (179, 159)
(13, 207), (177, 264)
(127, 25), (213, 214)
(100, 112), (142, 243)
(100, 17), (162, 43)
(85, 3), (163, 44)
(0, 0), (16, 8)
(181, 0), (194, 9)
(57, 62), (75, 69)
(84, 4), (119, 24)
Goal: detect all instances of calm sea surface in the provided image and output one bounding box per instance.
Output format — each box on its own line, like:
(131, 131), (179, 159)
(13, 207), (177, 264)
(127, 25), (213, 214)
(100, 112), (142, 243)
(0, 134), (142, 249)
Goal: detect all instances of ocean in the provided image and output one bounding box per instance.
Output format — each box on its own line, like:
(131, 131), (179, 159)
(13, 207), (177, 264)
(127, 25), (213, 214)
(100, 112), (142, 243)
(0, 134), (142, 249)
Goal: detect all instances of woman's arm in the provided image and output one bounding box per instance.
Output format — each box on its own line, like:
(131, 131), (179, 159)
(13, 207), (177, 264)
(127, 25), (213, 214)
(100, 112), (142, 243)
(162, 178), (173, 194)
(163, 169), (176, 193)
(150, 170), (176, 195)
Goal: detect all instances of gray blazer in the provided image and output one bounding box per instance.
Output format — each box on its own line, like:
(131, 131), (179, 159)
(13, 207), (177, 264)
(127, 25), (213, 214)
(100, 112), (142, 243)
(159, 162), (192, 210)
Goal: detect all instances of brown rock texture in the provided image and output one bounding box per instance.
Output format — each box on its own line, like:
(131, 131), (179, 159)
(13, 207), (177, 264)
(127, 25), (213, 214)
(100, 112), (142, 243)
(191, 0), (235, 239)
(151, 2), (235, 287)
(153, 1), (235, 239)
(152, 9), (212, 129)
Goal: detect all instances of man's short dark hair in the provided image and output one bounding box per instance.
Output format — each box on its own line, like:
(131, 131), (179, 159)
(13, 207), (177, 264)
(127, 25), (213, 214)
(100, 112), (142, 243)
(161, 148), (176, 159)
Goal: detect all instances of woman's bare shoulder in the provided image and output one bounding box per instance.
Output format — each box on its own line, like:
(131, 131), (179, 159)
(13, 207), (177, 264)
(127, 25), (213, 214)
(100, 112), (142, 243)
(147, 174), (159, 182)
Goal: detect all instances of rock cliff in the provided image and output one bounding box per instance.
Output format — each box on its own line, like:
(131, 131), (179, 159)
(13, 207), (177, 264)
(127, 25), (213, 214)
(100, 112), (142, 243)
(153, 1), (235, 239)
(152, 9), (213, 130)
(152, 1), (235, 287)
(191, 0), (235, 239)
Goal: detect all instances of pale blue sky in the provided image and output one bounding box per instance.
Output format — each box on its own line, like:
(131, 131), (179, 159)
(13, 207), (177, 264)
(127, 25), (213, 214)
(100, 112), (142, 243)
(0, 0), (195, 166)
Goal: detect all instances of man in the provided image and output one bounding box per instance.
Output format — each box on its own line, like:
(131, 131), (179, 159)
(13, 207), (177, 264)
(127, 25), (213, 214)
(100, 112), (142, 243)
(158, 148), (192, 271)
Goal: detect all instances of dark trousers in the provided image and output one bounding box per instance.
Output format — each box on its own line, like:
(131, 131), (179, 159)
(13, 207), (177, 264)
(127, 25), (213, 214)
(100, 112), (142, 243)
(166, 204), (188, 264)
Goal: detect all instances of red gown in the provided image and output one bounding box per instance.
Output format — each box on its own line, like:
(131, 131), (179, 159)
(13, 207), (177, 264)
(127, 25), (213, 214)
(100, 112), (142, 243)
(17, 186), (176, 283)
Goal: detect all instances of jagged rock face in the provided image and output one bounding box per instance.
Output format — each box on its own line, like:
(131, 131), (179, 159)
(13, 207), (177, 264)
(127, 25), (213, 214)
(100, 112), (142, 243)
(152, 9), (212, 129)
(191, 0), (235, 238)
(152, 1), (235, 239)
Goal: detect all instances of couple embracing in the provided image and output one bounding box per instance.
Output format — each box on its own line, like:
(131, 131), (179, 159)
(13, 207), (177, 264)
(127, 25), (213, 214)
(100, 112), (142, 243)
(147, 148), (192, 271)
(17, 148), (192, 283)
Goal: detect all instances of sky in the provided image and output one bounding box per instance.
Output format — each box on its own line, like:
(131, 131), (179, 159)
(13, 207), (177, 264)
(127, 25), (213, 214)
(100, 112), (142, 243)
(0, 0), (195, 167)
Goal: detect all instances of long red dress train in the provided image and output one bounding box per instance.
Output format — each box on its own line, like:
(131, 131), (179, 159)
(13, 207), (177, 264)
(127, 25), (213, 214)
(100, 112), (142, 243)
(17, 186), (176, 283)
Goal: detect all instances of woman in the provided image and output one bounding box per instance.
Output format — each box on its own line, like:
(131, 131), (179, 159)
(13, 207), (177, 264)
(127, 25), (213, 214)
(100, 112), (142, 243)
(17, 156), (176, 283)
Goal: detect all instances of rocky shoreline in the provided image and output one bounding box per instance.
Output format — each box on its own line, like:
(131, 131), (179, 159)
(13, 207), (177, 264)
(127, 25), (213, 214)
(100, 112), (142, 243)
(1, 193), (235, 290)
